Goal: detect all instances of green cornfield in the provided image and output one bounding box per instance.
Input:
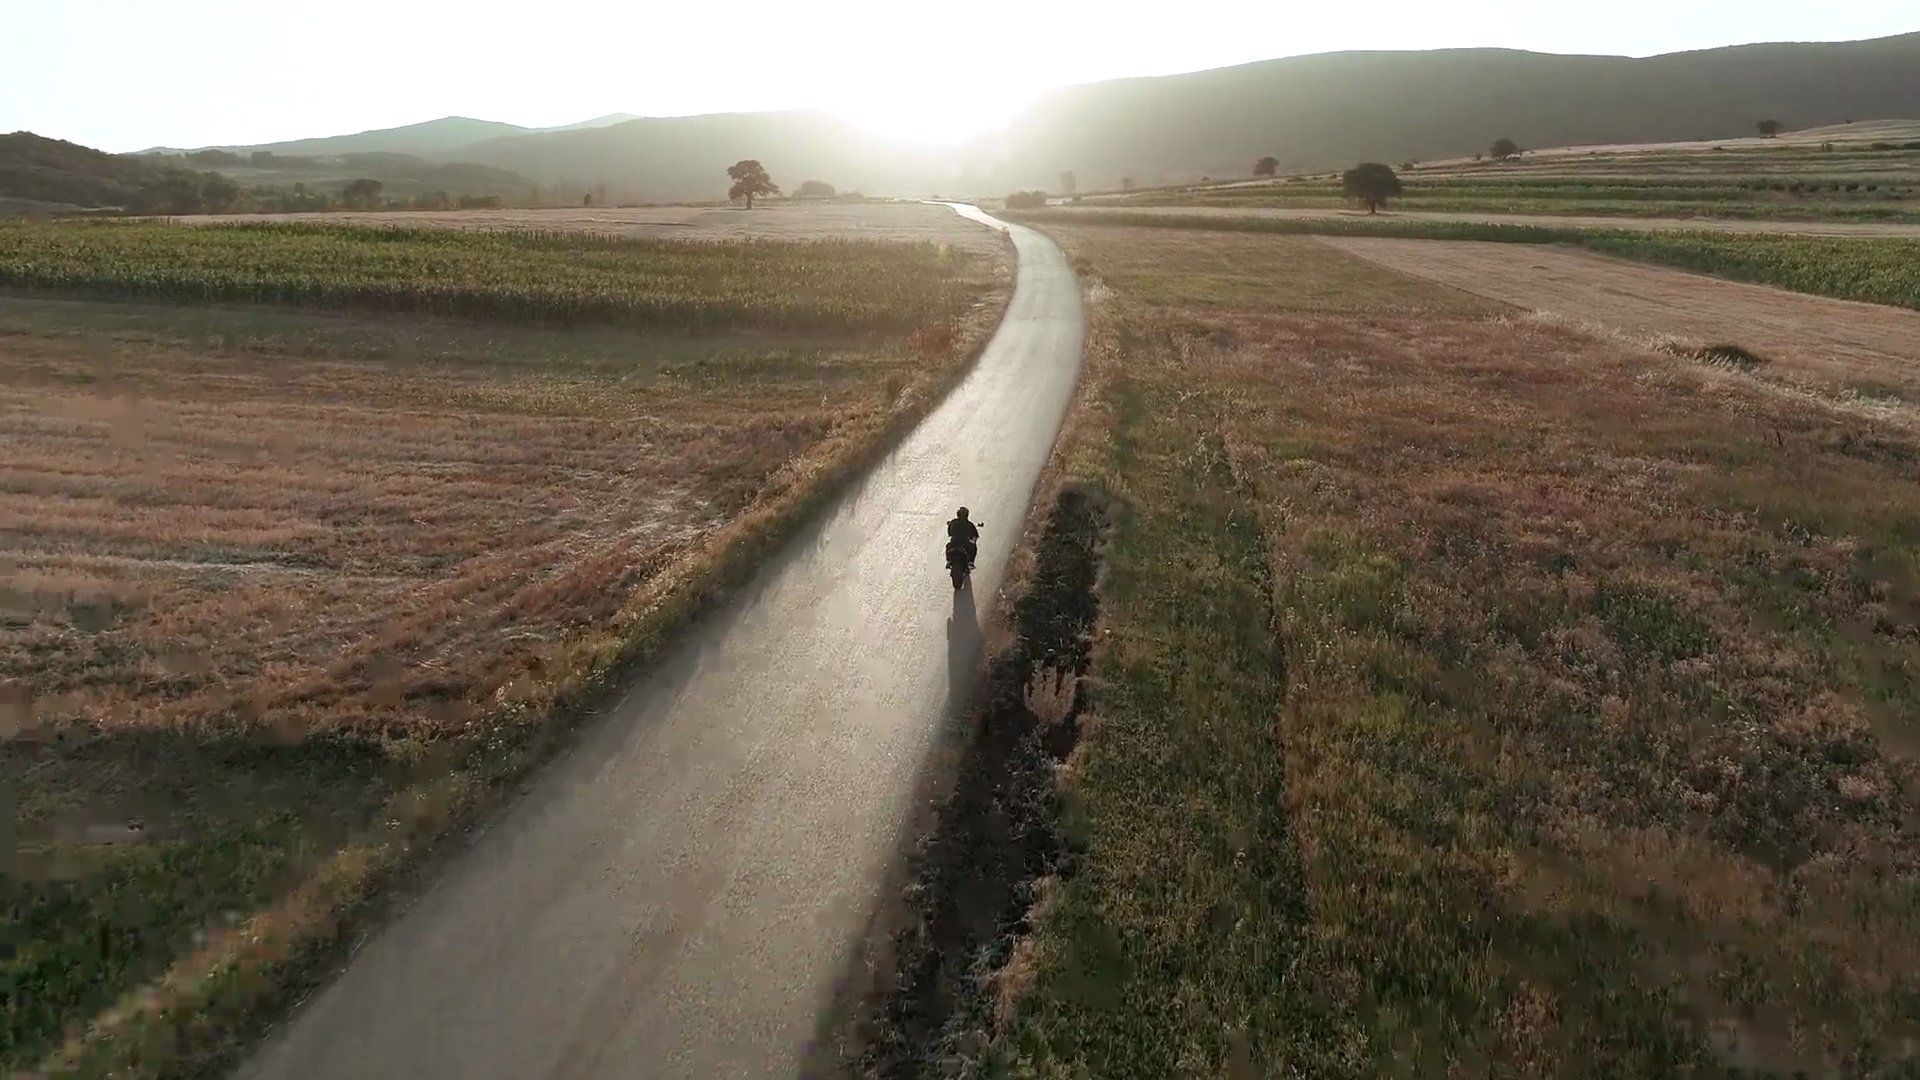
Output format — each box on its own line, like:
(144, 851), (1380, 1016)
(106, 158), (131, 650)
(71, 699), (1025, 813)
(1581, 232), (1920, 311)
(0, 220), (981, 334)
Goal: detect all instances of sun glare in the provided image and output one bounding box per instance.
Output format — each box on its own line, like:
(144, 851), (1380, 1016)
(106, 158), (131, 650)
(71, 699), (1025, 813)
(834, 91), (1029, 147)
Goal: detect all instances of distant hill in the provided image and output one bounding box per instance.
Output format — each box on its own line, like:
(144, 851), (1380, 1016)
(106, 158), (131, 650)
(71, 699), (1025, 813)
(0, 132), (532, 213)
(543, 113), (643, 133)
(424, 32), (1920, 198)
(216, 116), (533, 158)
(31, 32), (1920, 204)
(451, 110), (956, 201)
(995, 32), (1920, 188)
(0, 132), (195, 210)
(147, 113), (647, 159)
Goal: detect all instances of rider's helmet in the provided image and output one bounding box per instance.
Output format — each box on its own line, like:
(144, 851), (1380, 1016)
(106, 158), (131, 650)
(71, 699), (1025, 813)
(956, 507), (970, 520)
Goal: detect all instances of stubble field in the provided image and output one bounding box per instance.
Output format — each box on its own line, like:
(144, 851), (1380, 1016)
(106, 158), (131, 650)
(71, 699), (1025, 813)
(1322, 235), (1920, 407)
(0, 215), (1009, 1074)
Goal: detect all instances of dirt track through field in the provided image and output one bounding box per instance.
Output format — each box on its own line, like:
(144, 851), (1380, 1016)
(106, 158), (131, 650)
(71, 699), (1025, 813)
(1323, 236), (1920, 403)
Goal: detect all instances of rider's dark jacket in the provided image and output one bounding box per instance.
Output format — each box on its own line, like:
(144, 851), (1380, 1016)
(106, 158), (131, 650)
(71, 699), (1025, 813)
(946, 518), (979, 547)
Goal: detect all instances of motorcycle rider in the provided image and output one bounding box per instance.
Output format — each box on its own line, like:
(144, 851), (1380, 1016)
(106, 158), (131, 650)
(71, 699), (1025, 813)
(946, 507), (981, 570)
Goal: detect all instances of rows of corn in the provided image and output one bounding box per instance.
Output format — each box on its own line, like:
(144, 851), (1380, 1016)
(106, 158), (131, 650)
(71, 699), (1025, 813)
(1581, 231), (1920, 311)
(0, 220), (980, 334)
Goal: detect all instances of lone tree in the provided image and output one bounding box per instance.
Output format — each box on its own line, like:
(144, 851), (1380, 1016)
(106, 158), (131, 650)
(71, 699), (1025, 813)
(727, 159), (779, 208)
(1059, 170), (1076, 196)
(1254, 155), (1279, 177)
(1490, 138), (1521, 161)
(341, 177), (384, 210)
(1757, 118), (1783, 138)
(1341, 162), (1403, 214)
(201, 175), (242, 213)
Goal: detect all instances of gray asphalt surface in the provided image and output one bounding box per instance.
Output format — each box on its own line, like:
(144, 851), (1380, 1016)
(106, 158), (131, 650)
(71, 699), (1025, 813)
(239, 204), (1083, 1080)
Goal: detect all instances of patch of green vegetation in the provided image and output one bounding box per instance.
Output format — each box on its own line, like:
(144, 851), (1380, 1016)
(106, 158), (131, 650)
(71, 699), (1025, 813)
(1583, 231), (1920, 312)
(0, 220), (982, 334)
(1113, 138), (1920, 223)
(3, 815), (312, 1067)
(996, 322), (1328, 1075)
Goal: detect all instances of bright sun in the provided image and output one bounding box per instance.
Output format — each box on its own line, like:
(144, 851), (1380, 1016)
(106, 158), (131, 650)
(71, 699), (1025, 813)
(833, 90), (1029, 147)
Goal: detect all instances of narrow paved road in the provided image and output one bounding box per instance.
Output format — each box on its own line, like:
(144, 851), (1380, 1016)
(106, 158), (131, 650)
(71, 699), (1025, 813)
(240, 206), (1082, 1080)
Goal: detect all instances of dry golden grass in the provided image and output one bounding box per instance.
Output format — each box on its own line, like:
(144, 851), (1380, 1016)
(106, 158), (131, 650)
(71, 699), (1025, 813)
(995, 224), (1920, 1076)
(1, 220), (1009, 1072)
(1323, 235), (1920, 408)
(6, 329), (846, 743)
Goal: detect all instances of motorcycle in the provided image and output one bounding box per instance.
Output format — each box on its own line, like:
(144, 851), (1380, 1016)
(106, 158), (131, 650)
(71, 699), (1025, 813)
(945, 526), (981, 591)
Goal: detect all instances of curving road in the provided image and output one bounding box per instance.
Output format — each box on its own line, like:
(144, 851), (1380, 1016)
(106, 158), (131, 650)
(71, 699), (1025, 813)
(240, 205), (1083, 1080)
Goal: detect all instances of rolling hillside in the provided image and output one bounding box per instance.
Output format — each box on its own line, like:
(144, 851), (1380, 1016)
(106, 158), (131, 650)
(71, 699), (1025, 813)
(203, 116), (533, 158)
(147, 113), (648, 159)
(443, 31), (1920, 198)
(0, 133), (532, 213)
(451, 110), (958, 202)
(19, 32), (1920, 205)
(998, 32), (1920, 188)
(0, 132), (201, 211)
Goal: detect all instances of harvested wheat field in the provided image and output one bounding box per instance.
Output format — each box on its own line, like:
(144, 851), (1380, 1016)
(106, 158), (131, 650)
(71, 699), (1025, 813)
(1325, 236), (1920, 406)
(185, 201), (1006, 255)
(0, 217), (1008, 1073)
(4, 307), (874, 744)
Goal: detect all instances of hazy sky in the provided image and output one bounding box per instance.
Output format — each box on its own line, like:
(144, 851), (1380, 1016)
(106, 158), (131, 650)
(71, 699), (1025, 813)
(5, 2), (1914, 151)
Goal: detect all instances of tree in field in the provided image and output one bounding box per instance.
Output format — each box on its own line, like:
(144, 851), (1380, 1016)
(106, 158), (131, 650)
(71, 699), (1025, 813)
(727, 159), (779, 208)
(341, 177), (384, 209)
(1341, 162), (1402, 214)
(1254, 155), (1279, 177)
(1490, 138), (1520, 161)
(1757, 118), (1783, 138)
(1121, 175), (1135, 192)
(1059, 170), (1076, 196)
(794, 179), (837, 198)
(200, 175), (241, 213)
